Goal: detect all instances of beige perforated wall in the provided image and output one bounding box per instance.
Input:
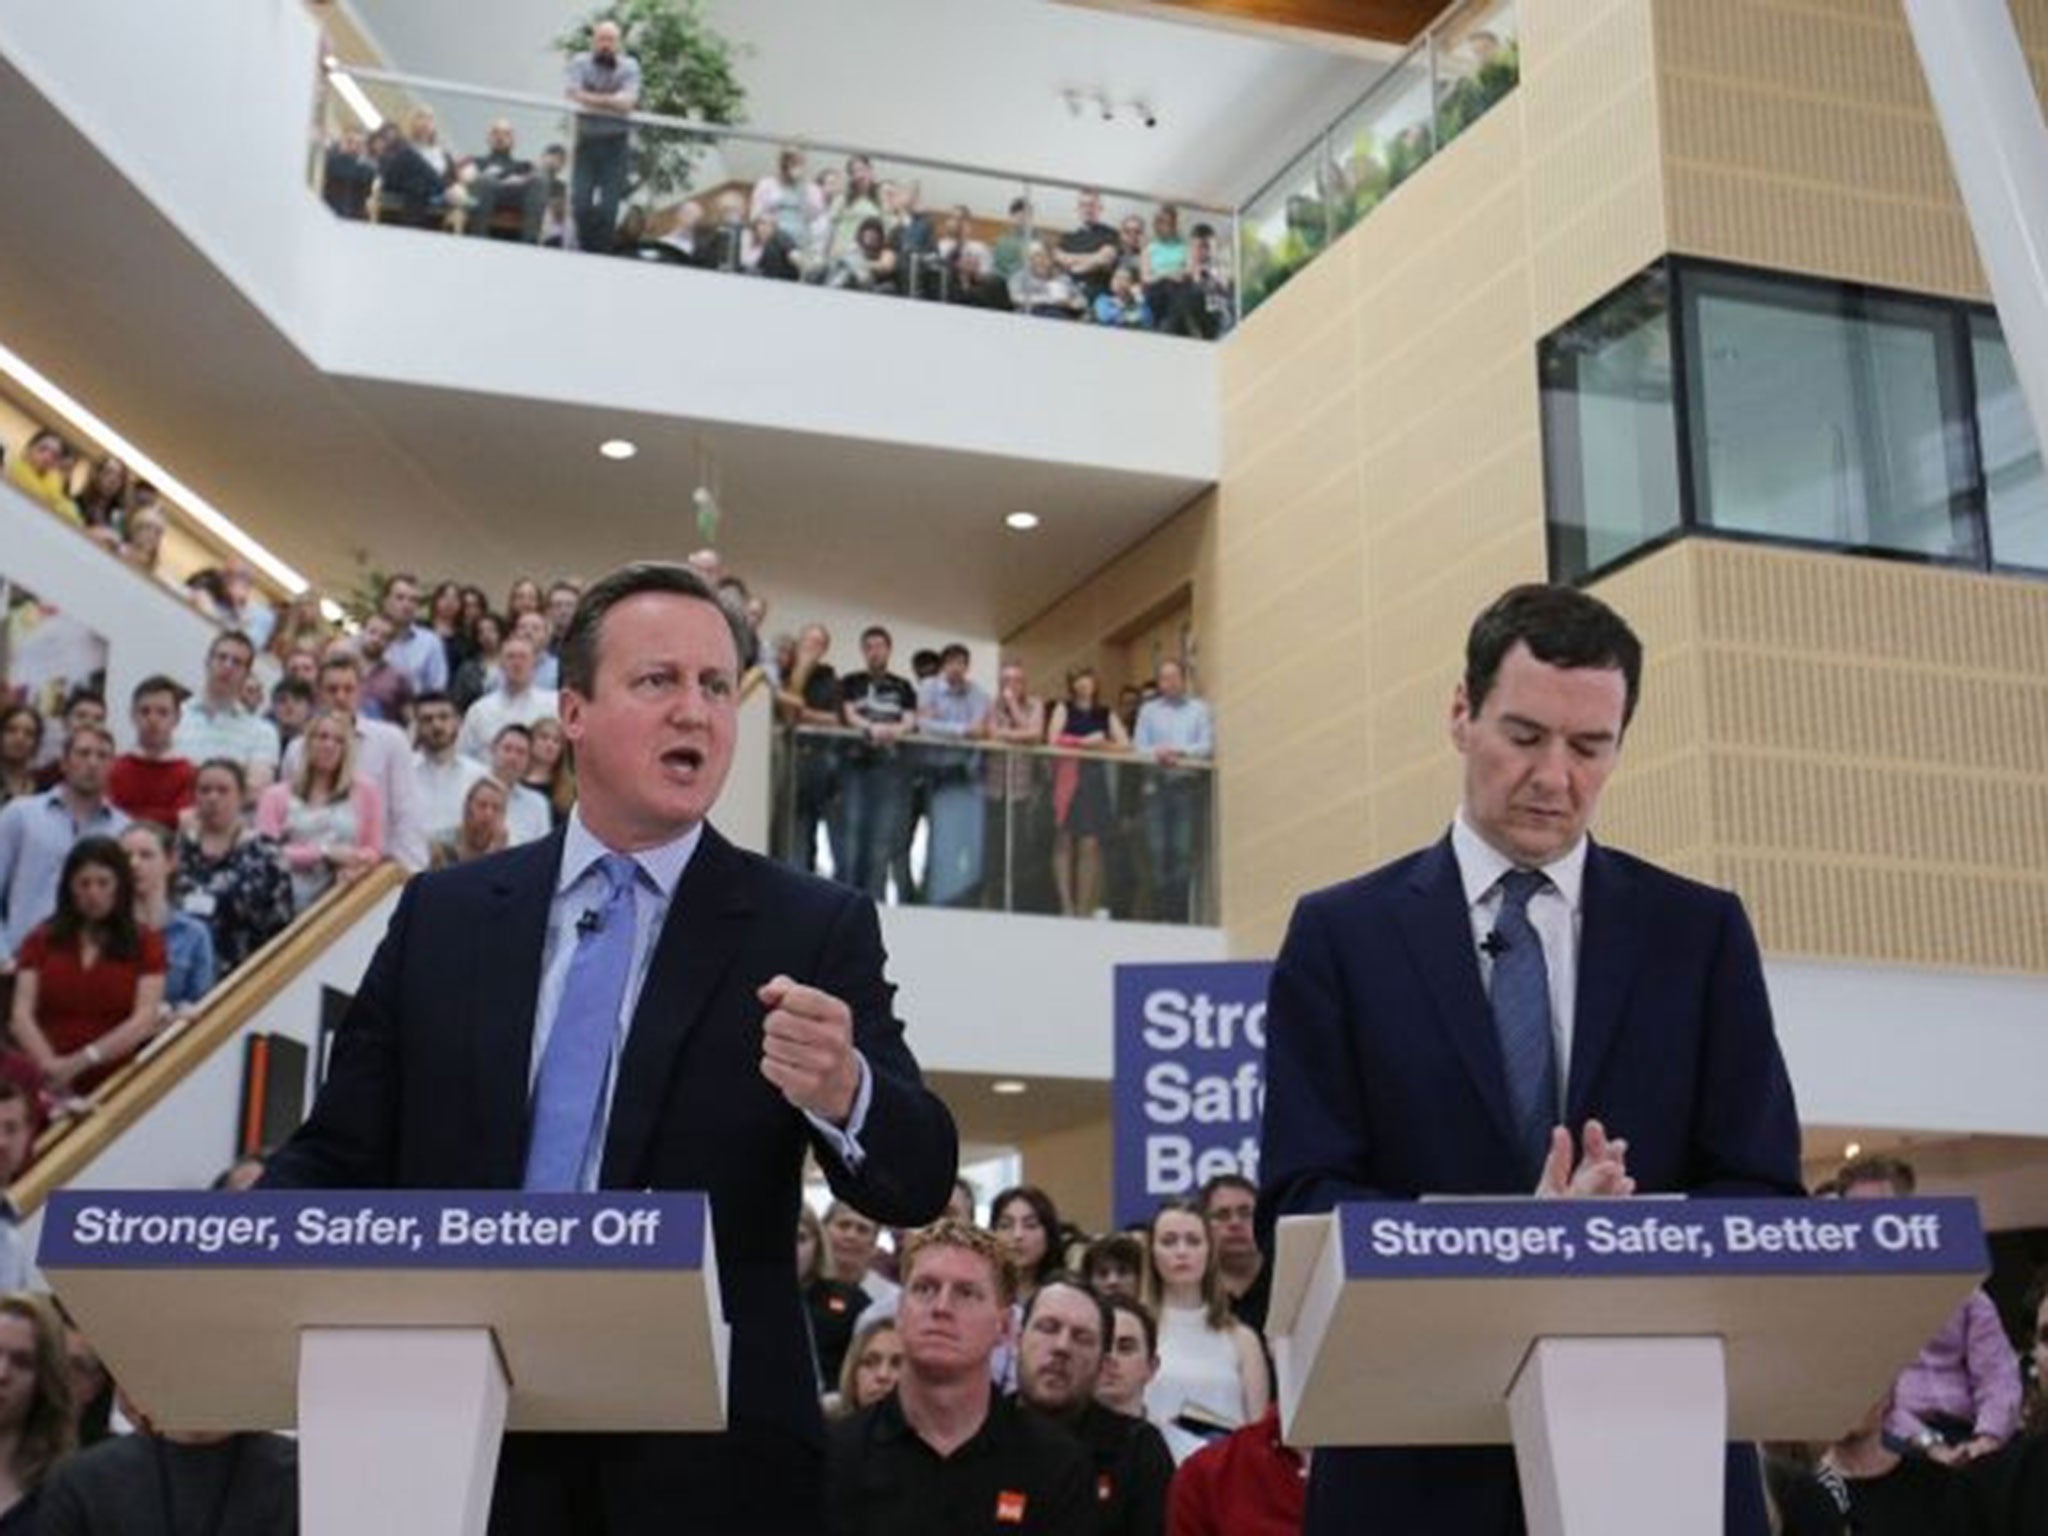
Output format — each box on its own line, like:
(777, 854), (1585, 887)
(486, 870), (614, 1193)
(1212, 0), (1672, 953)
(1655, 0), (2048, 302)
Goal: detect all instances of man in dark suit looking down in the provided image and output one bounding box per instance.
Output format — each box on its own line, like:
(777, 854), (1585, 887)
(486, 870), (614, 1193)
(1257, 583), (1802, 1536)
(264, 561), (959, 1534)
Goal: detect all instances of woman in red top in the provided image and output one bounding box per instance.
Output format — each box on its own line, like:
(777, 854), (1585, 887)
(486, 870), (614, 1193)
(8, 837), (166, 1100)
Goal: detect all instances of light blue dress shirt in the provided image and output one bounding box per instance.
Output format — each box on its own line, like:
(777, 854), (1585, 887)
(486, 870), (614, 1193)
(0, 791), (130, 962)
(531, 810), (874, 1191)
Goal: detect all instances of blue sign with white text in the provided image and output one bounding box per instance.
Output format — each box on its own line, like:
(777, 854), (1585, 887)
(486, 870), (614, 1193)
(1113, 960), (1272, 1228)
(39, 1190), (707, 1271)
(1337, 1198), (1986, 1280)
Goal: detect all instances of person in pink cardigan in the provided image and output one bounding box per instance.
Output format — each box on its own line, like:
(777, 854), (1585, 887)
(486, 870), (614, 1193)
(254, 708), (383, 911)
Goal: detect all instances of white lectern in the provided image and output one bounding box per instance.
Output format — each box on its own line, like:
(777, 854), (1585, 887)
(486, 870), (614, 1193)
(40, 1189), (728, 1536)
(1267, 1197), (1986, 1536)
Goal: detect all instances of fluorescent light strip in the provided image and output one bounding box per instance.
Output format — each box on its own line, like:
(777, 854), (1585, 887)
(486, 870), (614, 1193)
(0, 340), (308, 595)
(326, 69), (385, 132)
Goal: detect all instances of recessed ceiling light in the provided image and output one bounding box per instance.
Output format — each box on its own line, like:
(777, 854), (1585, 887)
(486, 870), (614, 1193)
(1843, 1141), (1862, 1160)
(1005, 511), (1040, 531)
(990, 1079), (1029, 1096)
(599, 438), (638, 461)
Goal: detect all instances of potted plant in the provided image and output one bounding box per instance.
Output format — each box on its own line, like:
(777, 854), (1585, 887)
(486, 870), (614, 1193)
(557, 0), (748, 202)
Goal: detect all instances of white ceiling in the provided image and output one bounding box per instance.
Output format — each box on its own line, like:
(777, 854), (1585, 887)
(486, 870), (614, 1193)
(0, 44), (1206, 639)
(342, 0), (1387, 207)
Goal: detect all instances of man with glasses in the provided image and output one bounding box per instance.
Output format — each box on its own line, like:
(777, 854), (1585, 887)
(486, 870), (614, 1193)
(1199, 1174), (1268, 1333)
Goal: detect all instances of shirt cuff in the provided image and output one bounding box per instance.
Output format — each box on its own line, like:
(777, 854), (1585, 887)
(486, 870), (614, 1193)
(803, 1051), (873, 1171)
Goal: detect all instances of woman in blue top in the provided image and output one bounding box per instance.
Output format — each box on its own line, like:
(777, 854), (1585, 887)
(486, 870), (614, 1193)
(121, 822), (217, 1011)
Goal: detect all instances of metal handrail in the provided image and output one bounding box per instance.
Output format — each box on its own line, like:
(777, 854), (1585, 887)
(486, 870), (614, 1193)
(331, 62), (1235, 218)
(784, 720), (1214, 767)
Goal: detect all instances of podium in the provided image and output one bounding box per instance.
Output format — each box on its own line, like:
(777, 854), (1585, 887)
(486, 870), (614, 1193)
(39, 1189), (729, 1536)
(1268, 1197), (1987, 1536)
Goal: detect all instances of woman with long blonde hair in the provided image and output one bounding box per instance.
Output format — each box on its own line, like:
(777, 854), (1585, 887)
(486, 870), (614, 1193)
(254, 709), (383, 910)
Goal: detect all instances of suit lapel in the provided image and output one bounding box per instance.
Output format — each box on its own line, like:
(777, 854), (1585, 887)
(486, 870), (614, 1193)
(599, 826), (757, 1188)
(475, 831), (566, 1185)
(1395, 837), (1524, 1157)
(1566, 841), (1645, 1123)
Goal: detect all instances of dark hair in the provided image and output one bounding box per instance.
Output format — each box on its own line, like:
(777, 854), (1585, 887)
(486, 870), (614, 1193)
(412, 690), (453, 712)
(989, 1185), (1063, 1288)
(61, 687), (104, 718)
(120, 818), (177, 856)
(129, 674), (184, 708)
(1081, 1232), (1145, 1285)
(940, 643), (970, 666)
(196, 756), (247, 792)
(0, 1294), (76, 1490)
(1838, 1155), (1916, 1195)
(860, 625), (892, 647)
(1105, 1293), (1159, 1362)
(62, 724), (115, 758)
(381, 572), (418, 599)
(319, 652), (362, 678)
(558, 562), (752, 700)
(492, 722), (533, 747)
(0, 706), (44, 759)
(0, 1079), (28, 1112)
(271, 677), (315, 706)
(547, 580), (582, 603)
(1199, 1172), (1257, 1210)
(1464, 584), (1643, 730)
(856, 215), (885, 246)
(1020, 1270), (1113, 1346)
(48, 836), (140, 959)
(208, 630), (256, 663)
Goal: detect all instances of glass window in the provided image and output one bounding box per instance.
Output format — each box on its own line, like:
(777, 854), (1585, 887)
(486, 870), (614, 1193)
(1684, 270), (1979, 563)
(1972, 316), (2048, 571)
(1539, 267), (1682, 581)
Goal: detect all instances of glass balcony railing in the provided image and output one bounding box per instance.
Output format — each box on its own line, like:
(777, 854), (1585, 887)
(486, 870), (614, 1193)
(1238, 0), (1519, 317)
(770, 726), (1215, 926)
(313, 65), (1239, 340)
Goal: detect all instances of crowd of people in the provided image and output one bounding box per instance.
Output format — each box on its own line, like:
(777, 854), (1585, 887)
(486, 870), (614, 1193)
(319, 21), (1235, 338)
(773, 628), (1214, 923)
(787, 1157), (2048, 1535)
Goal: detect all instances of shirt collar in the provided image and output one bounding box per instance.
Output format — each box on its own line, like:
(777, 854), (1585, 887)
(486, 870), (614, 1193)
(1450, 808), (1586, 913)
(556, 806), (703, 901)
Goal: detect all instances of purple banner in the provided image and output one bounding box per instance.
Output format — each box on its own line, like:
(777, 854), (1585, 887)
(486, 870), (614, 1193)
(1113, 960), (1272, 1228)
(39, 1190), (707, 1271)
(1338, 1198), (1986, 1279)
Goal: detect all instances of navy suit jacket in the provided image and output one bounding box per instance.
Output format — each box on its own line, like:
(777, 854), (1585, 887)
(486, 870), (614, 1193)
(264, 825), (958, 1534)
(1256, 835), (1802, 1536)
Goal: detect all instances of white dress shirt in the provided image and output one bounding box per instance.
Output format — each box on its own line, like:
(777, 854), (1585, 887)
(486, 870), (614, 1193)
(413, 748), (488, 843)
(458, 685), (561, 762)
(1448, 809), (1587, 1116)
(532, 810), (874, 1191)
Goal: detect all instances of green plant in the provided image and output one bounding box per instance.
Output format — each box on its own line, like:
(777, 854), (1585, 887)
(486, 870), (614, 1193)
(558, 0), (748, 201)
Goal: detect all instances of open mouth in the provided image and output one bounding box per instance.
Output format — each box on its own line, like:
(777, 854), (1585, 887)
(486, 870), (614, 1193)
(662, 745), (706, 774)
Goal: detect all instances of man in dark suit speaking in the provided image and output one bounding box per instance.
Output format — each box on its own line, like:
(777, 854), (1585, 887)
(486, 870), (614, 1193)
(264, 562), (958, 1534)
(1256, 584), (1802, 1535)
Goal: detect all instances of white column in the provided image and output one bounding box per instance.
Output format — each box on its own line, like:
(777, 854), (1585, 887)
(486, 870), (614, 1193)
(1508, 1336), (1726, 1536)
(1904, 0), (2048, 464)
(298, 1328), (509, 1536)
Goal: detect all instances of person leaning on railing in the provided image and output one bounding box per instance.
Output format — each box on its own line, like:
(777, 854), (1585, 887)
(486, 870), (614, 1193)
(5, 838), (166, 1107)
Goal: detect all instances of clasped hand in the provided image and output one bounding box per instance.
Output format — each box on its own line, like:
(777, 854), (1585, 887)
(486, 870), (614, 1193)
(758, 975), (860, 1124)
(1534, 1119), (1634, 1198)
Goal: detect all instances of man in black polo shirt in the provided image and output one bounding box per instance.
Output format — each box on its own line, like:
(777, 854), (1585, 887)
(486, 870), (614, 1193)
(1055, 188), (1121, 302)
(836, 625), (919, 899)
(1017, 1276), (1174, 1536)
(826, 1221), (1093, 1535)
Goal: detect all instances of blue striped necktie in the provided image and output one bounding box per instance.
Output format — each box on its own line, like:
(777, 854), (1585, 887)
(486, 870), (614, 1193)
(1489, 868), (1559, 1181)
(523, 852), (640, 1192)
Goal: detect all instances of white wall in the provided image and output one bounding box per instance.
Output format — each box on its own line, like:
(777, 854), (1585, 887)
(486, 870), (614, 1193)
(308, 222), (1217, 483)
(0, 0), (329, 343)
(0, 481), (222, 738)
(881, 906), (1226, 1078)
(1766, 957), (2048, 1139)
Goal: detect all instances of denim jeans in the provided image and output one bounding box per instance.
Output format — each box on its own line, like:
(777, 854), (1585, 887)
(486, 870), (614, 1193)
(571, 132), (630, 253)
(1145, 774), (1207, 923)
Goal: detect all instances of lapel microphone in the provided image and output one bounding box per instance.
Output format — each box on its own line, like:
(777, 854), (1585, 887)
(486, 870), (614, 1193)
(576, 908), (604, 937)
(1480, 930), (1510, 958)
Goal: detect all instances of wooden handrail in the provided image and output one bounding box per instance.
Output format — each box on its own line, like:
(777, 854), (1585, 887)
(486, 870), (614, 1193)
(8, 862), (408, 1216)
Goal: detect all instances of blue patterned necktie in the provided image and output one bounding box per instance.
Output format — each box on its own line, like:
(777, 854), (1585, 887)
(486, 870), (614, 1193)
(523, 852), (640, 1192)
(1490, 868), (1560, 1181)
